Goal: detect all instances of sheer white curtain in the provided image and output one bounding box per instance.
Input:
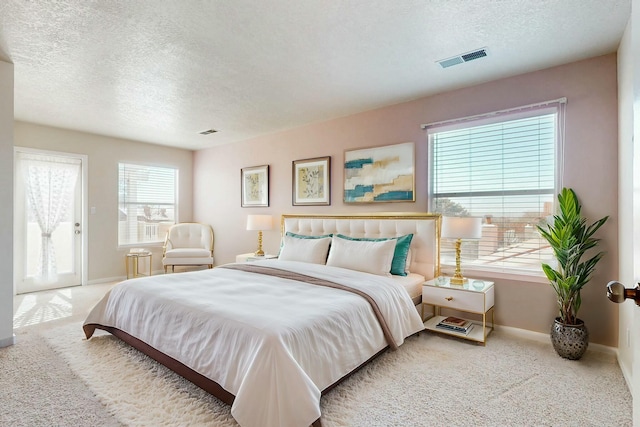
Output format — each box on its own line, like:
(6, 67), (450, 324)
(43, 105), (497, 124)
(21, 154), (80, 282)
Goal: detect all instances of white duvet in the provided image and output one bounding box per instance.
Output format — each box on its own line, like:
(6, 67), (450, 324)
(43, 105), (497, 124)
(84, 259), (424, 427)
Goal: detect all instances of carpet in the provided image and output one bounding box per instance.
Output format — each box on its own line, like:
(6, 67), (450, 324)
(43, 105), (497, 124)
(45, 322), (632, 427)
(0, 329), (120, 427)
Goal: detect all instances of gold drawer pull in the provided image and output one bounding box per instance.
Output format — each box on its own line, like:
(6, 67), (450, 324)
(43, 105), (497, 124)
(445, 296), (453, 301)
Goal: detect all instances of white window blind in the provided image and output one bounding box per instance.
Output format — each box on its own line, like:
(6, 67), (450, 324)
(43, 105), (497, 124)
(118, 163), (178, 246)
(427, 102), (564, 276)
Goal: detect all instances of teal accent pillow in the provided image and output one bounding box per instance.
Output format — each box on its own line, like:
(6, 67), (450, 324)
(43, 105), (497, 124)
(285, 231), (333, 239)
(335, 233), (413, 276)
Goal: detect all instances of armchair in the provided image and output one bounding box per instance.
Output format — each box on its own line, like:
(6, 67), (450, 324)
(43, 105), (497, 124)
(162, 223), (214, 273)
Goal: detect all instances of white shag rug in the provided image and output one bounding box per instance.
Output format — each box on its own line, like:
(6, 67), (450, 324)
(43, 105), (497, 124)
(47, 322), (632, 427)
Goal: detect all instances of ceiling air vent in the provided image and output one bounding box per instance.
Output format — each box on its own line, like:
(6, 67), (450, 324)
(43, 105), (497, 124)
(199, 129), (218, 135)
(437, 48), (488, 69)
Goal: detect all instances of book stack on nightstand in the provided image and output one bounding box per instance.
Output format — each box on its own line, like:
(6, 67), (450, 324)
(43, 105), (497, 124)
(436, 316), (474, 335)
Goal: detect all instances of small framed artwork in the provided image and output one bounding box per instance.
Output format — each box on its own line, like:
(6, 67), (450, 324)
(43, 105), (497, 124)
(241, 165), (269, 207)
(344, 142), (415, 203)
(292, 156), (331, 206)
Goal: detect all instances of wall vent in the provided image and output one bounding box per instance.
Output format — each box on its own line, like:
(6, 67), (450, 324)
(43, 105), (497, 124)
(199, 129), (218, 135)
(437, 48), (488, 69)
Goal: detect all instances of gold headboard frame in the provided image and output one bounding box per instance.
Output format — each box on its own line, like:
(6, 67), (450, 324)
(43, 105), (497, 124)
(281, 212), (441, 280)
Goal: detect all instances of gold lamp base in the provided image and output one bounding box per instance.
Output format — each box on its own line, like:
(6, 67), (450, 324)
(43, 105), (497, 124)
(450, 238), (467, 285)
(254, 230), (265, 256)
(449, 274), (468, 285)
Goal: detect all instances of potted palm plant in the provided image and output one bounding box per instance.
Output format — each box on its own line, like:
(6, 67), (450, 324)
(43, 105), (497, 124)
(537, 188), (608, 360)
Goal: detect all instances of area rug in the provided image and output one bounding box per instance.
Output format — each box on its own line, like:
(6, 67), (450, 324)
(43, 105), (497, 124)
(47, 322), (632, 426)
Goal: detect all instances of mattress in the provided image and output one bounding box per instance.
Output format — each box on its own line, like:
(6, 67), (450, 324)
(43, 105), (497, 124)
(392, 272), (426, 301)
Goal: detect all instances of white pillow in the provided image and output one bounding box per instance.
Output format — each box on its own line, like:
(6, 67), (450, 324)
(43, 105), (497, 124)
(278, 235), (332, 264)
(326, 235), (396, 276)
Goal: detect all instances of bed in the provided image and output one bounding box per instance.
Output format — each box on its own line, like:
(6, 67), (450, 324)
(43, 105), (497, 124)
(84, 213), (441, 427)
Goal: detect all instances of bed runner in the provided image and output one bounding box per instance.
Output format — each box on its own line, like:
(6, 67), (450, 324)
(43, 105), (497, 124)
(219, 263), (398, 350)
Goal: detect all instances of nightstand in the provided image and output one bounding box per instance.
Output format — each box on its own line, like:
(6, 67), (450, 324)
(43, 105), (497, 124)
(235, 253), (278, 263)
(421, 277), (495, 344)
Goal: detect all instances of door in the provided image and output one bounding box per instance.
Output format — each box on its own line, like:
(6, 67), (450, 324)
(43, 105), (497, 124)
(14, 149), (84, 293)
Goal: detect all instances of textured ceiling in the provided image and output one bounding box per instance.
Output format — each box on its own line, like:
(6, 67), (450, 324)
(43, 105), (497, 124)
(0, 1), (631, 150)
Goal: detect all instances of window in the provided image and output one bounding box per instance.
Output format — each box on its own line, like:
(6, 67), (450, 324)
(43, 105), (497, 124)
(427, 100), (565, 276)
(118, 163), (178, 246)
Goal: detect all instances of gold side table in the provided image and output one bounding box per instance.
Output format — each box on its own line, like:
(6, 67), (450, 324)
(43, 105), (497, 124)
(126, 252), (152, 279)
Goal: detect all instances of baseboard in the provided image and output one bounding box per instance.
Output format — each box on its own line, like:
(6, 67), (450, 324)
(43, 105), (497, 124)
(87, 266), (215, 285)
(0, 334), (16, 348)
(86, 276), (126, 285)
(617, 354), (633, 397)
(495, 324), (618, 359)
(86, 270), (171, 285)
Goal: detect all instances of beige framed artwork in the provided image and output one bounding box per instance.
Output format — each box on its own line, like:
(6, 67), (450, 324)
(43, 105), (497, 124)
(241, 165), (269, 207)
(344, 142), (415, 203)
(292, 156), (331, 206)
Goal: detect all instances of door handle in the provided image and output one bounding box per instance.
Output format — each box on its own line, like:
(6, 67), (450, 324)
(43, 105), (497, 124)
(607, 281), (640, 306)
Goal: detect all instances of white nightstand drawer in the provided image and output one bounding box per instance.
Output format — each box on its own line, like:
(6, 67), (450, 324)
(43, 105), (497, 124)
(422, 286), (486, 313)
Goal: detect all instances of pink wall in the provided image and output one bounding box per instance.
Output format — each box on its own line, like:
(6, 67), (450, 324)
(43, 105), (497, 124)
(194, 54), (619, 346)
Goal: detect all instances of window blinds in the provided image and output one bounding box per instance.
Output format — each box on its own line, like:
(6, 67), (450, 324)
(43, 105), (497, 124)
(428, 104), (563, 275)
(118, 163), (178, 245)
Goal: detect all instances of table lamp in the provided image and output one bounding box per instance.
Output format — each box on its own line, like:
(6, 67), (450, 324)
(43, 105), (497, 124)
(441, 216), (482, 285)
(246, 214), (273, 256)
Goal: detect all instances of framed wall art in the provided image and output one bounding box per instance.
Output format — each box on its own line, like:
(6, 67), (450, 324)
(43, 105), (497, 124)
(344, 142), (415, 203)
(292, 156), (331, 206)
(241, 165), (269, 207)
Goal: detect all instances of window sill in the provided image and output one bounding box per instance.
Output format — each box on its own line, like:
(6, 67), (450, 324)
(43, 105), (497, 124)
(439, 265), (548, 284)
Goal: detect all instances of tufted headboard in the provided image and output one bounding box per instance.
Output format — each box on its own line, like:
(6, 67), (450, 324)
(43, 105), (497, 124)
(281, 213), (441, 279)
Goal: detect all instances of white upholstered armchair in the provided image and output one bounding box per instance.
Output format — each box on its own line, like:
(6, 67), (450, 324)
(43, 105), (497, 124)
(162, 223), (214, 273)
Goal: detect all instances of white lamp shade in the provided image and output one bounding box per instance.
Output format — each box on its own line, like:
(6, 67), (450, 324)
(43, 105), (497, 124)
(246, 214), (274, 231)
(441, 216), (482, 240)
